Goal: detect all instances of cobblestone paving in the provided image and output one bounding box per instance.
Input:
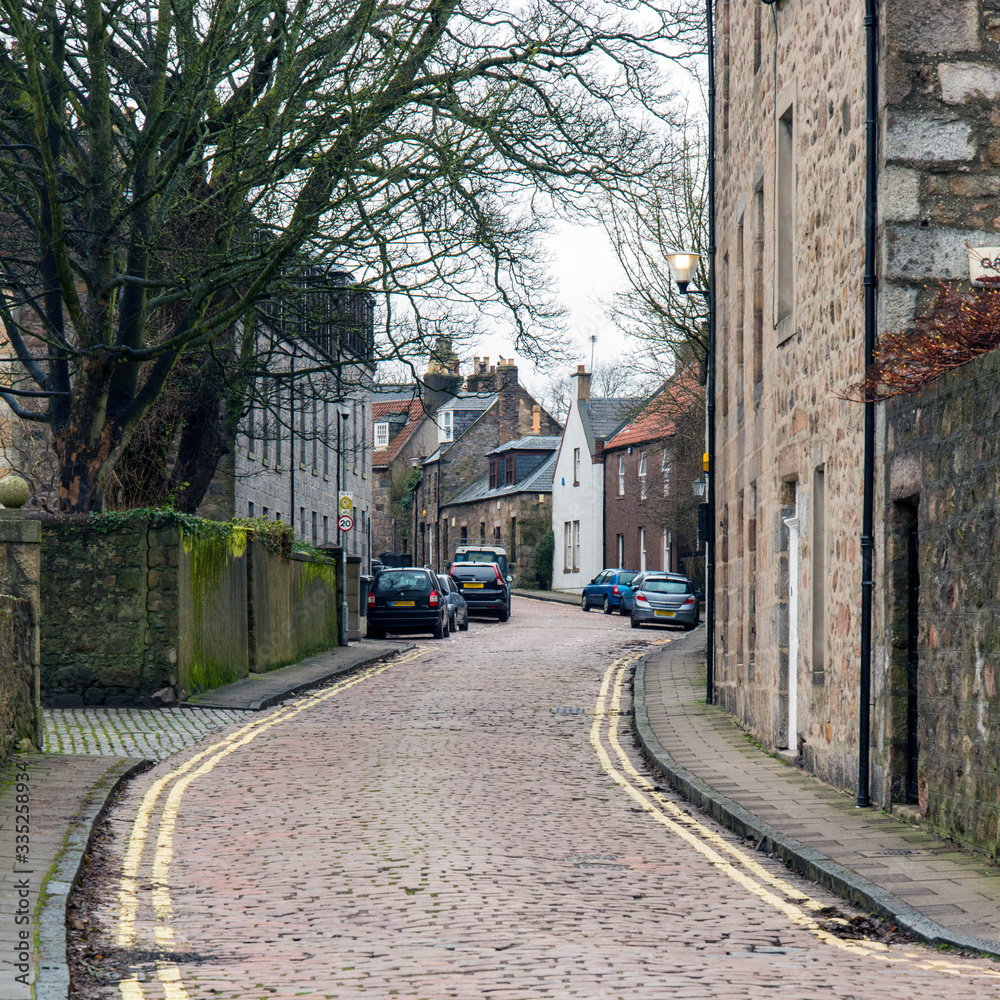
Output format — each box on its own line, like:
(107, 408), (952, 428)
(43, 706), (257, 760)
(72, 605), (1000, 999)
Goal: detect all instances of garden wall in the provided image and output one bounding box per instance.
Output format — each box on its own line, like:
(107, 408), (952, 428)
(41, 519), (339, 705)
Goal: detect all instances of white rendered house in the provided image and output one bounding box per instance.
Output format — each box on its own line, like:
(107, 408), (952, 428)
(550, 366), (632, 593)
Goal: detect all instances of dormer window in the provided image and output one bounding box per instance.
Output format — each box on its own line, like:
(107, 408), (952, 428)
(375, 422), (389, 449)
(438, 410), (453, 442)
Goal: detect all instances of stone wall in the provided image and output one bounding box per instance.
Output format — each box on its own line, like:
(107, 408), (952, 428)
(0, 597), (34, 759)
(41, 520), (339, 704)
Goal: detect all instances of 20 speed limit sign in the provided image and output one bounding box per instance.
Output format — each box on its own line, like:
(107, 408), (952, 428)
(338, 513), (354, 532)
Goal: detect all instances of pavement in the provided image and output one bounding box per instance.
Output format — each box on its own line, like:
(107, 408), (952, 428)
(634, 628), (1000, 958)
(0, 637), (413, 999)
(515, 587), (1000, 958)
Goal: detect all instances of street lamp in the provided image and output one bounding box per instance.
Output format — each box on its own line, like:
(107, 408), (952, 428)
(666, 252), (704, 296)
(667, 243), (715, 710)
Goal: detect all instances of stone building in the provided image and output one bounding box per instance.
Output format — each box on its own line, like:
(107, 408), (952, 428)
(440, 435), (559, 587)
(409, 358), (562, 572)
(198, 271), (376, 566)
(602, 380), (702, 577)
(714, 0), (1000, 857)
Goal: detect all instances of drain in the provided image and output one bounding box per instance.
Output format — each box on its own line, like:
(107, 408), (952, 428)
(551, 706), (587, 715)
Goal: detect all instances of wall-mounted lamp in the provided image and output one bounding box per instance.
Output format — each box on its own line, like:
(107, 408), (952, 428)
(666, 252), (702, 295)
(692, 478), (707, 498)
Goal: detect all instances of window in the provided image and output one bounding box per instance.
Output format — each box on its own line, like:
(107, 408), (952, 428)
(300, 507), (306, 538)
(617, 534), (625, 568)
(324, 402), (330, 475)
(777, 103), (795, 324)
(505, 454), (515, 485)
(572, 520), (580, 573)
(361, 401), (367, 472)
(662, 450), (670, 496)
(248, 501), (255, 518)
(479, 521), (486, 543)
(639, 451), (647, 500)
(275, 511), (281, 523)
(489, 459), (498, 490)
(573, 447), (581, 485)
(261, 383), (270, 462)
(311, 511), (318, 545)
(438, 410), (453, 443)
(299, 393), (307, 464)
(510, 516), (517, 561)
(247, 402), (256, 456)
(640, 527), (647, 572)
(564, 521), (573, 573)
(375, 422), (389, 449)
(323, 515), (329, 545)
(618, 455), (625, 496)
(460, 525), (468, 544)
(263, 506), (269, 519)
(312, 400), (318, 469)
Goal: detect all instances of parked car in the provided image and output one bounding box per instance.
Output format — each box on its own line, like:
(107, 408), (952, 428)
(437, 573), (469, 632)
(617, 571), (648, 616)
(629, 574), (700, 630)
(452, 543), (509, 577)
(581, 568), (639, 614)
(366, 567), (449, 639)
(449, 561), (511, 621)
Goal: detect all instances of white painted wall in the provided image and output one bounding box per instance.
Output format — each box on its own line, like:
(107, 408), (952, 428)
(551, 400), (605, 593)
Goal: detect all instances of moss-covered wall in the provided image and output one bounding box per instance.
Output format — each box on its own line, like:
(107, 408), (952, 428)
(40, 520), (150, 705)
(249, 542), (338, 671)
(178, 528), (250, 696)
(0, 597), (35, 760)
(41, 519), (340, 704)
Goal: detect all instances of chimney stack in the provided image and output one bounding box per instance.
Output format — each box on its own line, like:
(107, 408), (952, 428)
(572, 364), (592, 403)
(498, 358), (519, 445)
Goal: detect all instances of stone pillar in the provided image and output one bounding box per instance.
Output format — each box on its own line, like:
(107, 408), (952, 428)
(0, 477), (41, 751)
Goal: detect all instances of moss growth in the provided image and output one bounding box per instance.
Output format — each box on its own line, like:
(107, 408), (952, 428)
(296, 557), (337, 598)
(186, 656), (244, 694)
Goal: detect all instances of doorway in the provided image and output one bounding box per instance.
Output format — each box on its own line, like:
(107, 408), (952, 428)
(906, 517), (920, 804)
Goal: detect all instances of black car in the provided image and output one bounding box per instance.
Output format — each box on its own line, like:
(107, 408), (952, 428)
(437, 574), (470, 633)
(366, 567), (449, 639)
(449, 561), (511, 621)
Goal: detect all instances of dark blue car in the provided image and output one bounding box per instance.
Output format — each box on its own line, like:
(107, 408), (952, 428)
(581, 569), (639, 615)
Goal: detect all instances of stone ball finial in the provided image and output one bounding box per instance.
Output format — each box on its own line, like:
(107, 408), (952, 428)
(0, 475), (30, 509)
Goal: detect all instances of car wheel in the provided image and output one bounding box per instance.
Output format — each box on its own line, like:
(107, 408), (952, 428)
(366, 625), (385, 640)
(498, 607), (510, 623)
(433, 616), (445, 640)
(581, 594), (590, 612)
(603, 596), (612, 615)
(619, 601), (629, 616)
(459, 612), (469, 632)
(449, 611), (457, 632)
(630, 614), (640, 629)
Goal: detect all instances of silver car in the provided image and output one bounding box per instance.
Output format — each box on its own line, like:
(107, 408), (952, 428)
(630, 574), (700, 631)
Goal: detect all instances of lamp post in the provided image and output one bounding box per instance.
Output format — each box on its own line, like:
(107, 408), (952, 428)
(668, 245), (716, 708)
(337, 402), (351, 646)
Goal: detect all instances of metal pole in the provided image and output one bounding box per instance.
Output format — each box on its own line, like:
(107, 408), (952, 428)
(705, 0), (717, 706)
(857, 0), (878, 808)
(340, 410), (349, 645)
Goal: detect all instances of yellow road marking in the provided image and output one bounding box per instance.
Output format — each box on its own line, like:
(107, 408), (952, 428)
(117, 649), (427, 999)
(592, 652), (1000, 979)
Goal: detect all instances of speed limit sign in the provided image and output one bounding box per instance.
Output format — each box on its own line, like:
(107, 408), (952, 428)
(338, 513), (354, 532)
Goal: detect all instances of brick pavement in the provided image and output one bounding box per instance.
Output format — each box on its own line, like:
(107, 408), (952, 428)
(635, 631), (1000, 954)
(71, 599), (1000, 998)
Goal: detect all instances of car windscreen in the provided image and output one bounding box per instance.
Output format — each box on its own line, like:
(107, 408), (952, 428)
(641, 579), (689, 595)
(374, 571), (430, 593)
(451, 565), (500, 583)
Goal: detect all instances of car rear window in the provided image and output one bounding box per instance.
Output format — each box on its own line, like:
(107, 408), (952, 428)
(451, 565), (500, 583)
(641, 579), (689, 595)
(375, 571), (431, 593)
(617, 572), (637, 585)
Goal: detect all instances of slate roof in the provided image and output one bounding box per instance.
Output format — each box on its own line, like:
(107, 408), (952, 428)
(372, 398), (426, 467)
(579, 397), (636, 455)
(442, 452), (558, 508)
(437, 392), (495, 412)
(487, 435), (562, 456)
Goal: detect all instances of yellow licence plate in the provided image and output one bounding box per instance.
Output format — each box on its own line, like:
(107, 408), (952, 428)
(391, 600), (415, 607)
(654, 610), (676, 617)
(463, 582), (484, 588)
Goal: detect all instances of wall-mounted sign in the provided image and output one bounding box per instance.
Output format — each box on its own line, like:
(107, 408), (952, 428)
(968, 247), (1000, 287)
(338, 491), (353, 513)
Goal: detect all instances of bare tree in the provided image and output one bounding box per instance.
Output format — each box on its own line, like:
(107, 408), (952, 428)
(0, 0), (704, 512)
(602, 116), (709, 381)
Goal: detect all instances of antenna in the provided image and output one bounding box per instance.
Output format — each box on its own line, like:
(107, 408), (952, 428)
(590, 333), (596, 372)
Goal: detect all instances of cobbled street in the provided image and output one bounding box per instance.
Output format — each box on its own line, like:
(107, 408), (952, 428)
(71, 599), (1000, 999)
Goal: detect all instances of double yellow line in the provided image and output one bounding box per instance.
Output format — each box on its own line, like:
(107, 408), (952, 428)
(116, 649), (427, 1000)
(590, 649), (1000, 980)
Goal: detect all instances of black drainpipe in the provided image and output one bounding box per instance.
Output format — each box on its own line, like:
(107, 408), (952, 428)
(705, 0), (717, 705)
(858, 0), (878, 809)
